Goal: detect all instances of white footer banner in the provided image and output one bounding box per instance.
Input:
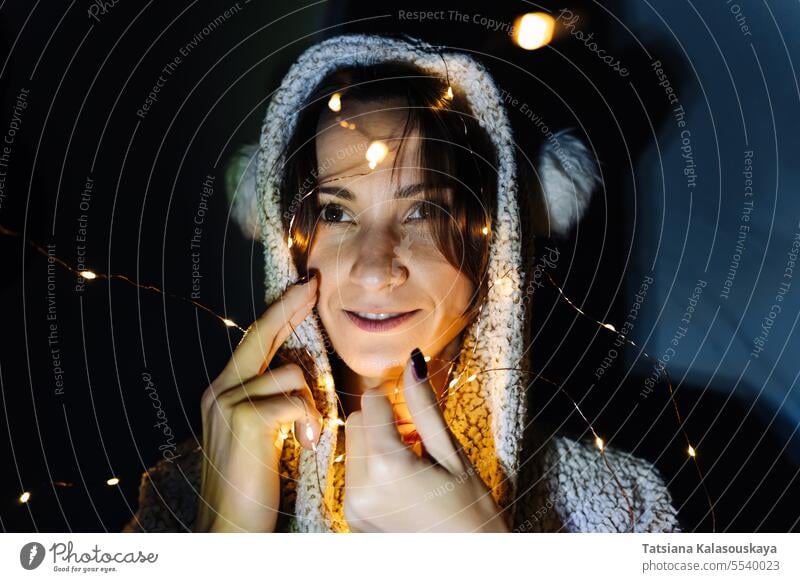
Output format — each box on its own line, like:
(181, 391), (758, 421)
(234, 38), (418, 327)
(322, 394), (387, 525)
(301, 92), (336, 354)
(1, 533), (797, 581)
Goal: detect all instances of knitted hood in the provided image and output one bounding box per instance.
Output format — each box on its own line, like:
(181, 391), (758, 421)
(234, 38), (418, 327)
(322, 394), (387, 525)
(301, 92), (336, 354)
(228, 33), (601, 533)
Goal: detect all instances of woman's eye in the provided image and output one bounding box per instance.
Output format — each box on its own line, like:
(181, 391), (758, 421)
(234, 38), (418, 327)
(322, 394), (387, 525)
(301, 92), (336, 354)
(406, 201), (432, 222)
(319, 203), (353, 223)
(318, 200), (439, 225)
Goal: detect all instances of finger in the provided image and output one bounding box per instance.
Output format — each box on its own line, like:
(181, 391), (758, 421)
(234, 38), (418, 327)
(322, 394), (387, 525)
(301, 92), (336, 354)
(344, 411), (368, 486)
(343, 411), (382, 532)
(232, 392), (321, 451)
(360, 386), (408, 460)
(292, 393), (324, 452)
(217, 275), (318, 385)
(207, 364), (323, 450)
(403, 347), (466, 474)
(213, 364), (306, 407)
(229, 393), (306, 439)
(259, 370), (323, 451)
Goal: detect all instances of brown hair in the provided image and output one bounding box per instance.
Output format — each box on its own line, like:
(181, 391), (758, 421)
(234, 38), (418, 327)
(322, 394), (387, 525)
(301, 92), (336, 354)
(276, 61), (498, 321)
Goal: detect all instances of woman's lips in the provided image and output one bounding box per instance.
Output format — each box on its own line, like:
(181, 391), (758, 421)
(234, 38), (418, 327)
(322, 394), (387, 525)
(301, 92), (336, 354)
(343, 309), (420, 332)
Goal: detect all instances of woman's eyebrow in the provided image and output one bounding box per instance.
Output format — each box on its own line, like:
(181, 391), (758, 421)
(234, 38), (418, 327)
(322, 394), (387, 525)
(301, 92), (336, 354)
(318, 183), (428, 200)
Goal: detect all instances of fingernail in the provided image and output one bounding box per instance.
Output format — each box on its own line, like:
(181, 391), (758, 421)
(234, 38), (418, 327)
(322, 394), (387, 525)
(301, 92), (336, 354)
(410, 347), (427, 382)
(402, 430), (421, 445)
(296, 271), (318, 286)
(311, 418), (322, 445)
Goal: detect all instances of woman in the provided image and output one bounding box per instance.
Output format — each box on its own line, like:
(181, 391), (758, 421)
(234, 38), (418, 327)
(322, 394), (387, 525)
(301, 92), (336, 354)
(124, 33), (681, 533)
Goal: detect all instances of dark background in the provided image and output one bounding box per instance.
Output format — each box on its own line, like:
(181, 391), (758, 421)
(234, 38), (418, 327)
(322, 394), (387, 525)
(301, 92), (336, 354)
(0, 0), (797, 532)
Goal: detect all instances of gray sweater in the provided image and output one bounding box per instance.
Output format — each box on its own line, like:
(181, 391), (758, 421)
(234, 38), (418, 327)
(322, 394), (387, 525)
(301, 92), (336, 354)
(123, 430), (681, 532)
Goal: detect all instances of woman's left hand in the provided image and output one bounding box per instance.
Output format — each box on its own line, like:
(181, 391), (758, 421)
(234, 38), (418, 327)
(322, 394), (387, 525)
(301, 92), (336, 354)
(343, 349), (510, 532)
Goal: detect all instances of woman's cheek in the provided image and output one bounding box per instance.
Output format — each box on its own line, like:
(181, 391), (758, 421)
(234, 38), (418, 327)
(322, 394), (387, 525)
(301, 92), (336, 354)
(307, 240), (345, 318)
(307, 231), (339, 278)
(411, 244), (472, 301)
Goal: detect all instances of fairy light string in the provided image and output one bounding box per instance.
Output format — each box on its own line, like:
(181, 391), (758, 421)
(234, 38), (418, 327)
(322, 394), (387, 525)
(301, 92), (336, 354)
(0, 219), (712, 530)
(544, 270), (716, 532)
(0, 224), (246, 333)
(1, 83), (714, 533)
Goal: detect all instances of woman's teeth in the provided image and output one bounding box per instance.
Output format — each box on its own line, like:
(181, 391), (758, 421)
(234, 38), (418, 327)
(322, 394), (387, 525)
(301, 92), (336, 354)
(344, 309), (419, 331)
(355, 312), (403, 320)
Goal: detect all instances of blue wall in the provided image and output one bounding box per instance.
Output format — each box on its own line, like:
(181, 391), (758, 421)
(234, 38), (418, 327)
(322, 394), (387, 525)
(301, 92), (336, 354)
(623, 1), (800, 461)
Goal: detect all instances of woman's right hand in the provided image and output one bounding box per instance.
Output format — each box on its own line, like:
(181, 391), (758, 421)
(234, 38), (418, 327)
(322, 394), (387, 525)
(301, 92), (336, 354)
(193, 274), (323, 532)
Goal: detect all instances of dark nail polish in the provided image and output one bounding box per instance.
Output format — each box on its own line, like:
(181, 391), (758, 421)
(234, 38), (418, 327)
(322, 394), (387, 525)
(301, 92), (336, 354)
(410, 347), (427, 382)
(296, 272), (316, 285)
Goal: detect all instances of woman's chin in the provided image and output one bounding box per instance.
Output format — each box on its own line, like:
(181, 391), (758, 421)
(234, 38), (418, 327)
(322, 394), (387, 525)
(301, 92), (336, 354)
(329, 334), (413, 372)
(340, 351), (410, 378)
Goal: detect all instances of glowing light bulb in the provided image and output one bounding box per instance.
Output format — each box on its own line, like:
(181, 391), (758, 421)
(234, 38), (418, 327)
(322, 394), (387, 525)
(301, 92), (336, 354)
(19, 491), (31, 503)
(482, 226), (490, 235)
(688, 445), (696, 457)
(603, 323), (617, 332)
(424, 355), (431, 362)
(106, 477), (120, 486)
(513, 12), (555, 50)
(445, 86), (454, 100)
(595, 436), (604, 451)
(222, 318), (237, 327)
(328, 92), (342, 112)
(366, 141), (388, 169)
(79, 270), (97, 280)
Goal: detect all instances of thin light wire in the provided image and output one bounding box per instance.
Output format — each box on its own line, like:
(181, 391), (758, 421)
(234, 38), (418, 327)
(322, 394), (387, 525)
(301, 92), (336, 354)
(0, 224), (246, 333)
(0, 76), (714, 530)
(2, 222), (715, 531)
(545, 271), (716, 532)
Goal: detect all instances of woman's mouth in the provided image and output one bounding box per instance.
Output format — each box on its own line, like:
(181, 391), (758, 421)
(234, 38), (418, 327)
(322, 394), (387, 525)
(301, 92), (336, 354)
(343, 309), (420, 332)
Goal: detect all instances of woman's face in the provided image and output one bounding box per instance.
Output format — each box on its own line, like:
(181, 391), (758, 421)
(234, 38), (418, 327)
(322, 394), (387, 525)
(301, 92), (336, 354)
(306, 98), (475, 382)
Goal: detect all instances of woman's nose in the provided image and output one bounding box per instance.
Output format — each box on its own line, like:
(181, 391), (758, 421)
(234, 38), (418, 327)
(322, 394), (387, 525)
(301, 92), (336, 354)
(349, 226), (408, 291)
